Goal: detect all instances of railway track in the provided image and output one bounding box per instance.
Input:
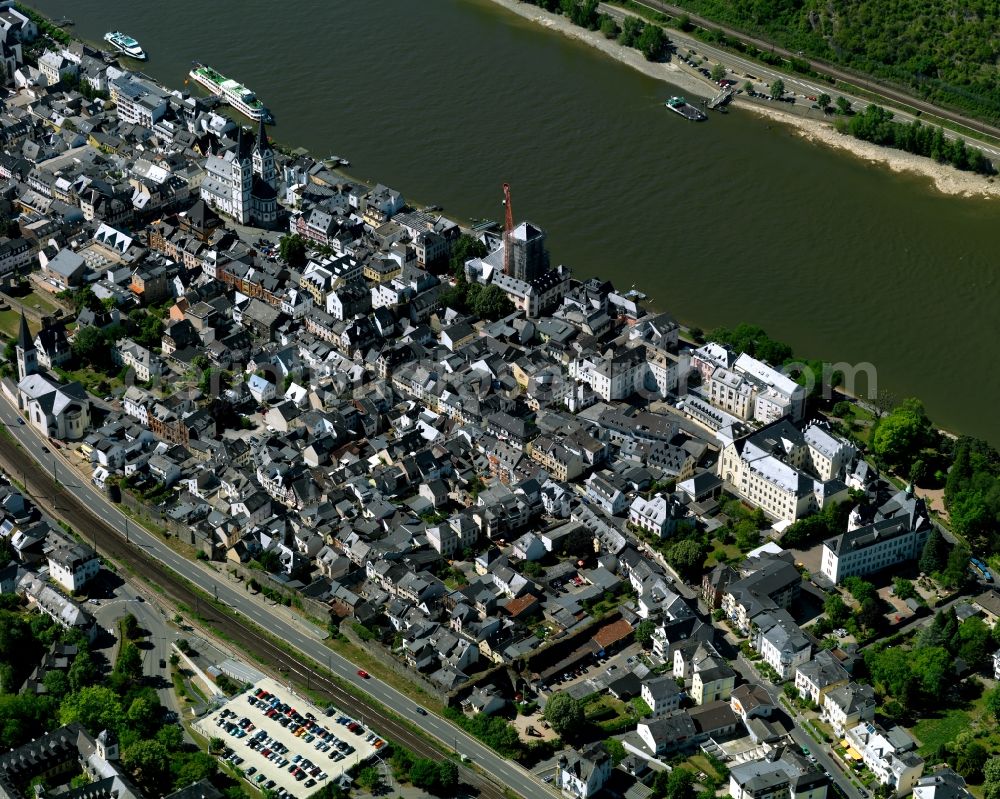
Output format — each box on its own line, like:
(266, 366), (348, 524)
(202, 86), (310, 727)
(0, 433), (511, 799)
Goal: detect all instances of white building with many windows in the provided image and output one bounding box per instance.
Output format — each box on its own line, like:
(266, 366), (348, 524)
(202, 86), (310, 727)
(557, 742), (612, 799)
(718, 420), (852, 523)
(47, 544), (100, 592)
(819, 487), (930, 584)
(845, 722), (924, 796)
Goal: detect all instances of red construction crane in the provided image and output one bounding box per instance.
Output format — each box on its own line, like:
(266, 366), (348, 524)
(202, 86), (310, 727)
(502, 182), (514, 275)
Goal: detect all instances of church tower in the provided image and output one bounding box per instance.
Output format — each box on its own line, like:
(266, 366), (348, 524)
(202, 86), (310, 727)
(250, 118), (278, 228)
(230, 126), (253, 225)
(253, 118), (275, 190)
(96, 729), (119, 762)
(15, 311), (36, 381)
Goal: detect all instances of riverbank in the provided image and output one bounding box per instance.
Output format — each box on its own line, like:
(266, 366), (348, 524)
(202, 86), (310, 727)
(483, 0), (1000, 199)
(742, 104), (1000, 199)
(484, 0), (713, 100)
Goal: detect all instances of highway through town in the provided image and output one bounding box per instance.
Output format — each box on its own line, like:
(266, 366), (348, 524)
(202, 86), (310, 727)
(0, 396), (549, 799)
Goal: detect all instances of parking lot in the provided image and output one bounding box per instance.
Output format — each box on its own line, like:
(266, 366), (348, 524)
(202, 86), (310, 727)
(194, 677), (382, 798)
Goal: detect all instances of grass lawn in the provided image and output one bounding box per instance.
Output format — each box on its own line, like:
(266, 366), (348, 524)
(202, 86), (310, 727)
(705, 540), (743, 567)
(688, 753), (723, 780)
(19, 290), (60, 315)
(0, 308), (32, 339)
(911, 708), (972, 756)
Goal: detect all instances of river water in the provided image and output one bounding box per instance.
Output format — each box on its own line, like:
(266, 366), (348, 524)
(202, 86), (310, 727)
(32, 0), (1000, 441)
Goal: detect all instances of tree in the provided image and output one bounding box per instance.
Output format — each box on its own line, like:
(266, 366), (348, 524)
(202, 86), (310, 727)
(122, 740), (170, 793)
(871, 398), (932, 472)
(865, 647), (912, 699)
(836, 96), (852, 115)
(67, 650), (97, 691)
(116, 641), (143, 681)
(770, 78), (785, 99)
(544, 691), (585, 737)
(817, 93), (831, 109)
(942, 543), (972, 589)
(59, 686), (125, 734)
(892, 578), (916, 601)
(956, 616), (992, 669)
(171, 751), (217, 791)
(435, 760), (459, 793)
(449, 234), (487, 279)
(0, 694), (59, 750)
(72, 325), (110, 368)
(733, 518), (760, 550)
(409, 758), (457, 795)
(984, 687), (1000, 724)
(667, 539), (706, 579)
(470, 283), (514, 321)
(357, 766), (383, 791)
(635, 619), (657, 645)
(919, 527), (949, 574)
(857, 597), (882, 631)
(618, 16), (645, 48)
(824, 593), (850, 625)
(707, 323), (792, 364)
(710, 63), (726, 81)
(42, 670), (69, 698)
(954, 740), (989, 783)
(156, 724), (184, 752)
(121, 614), (140, 640)
(743, 80), (754, 94)
(278, 234), (307, 267)
(986, 759), (1000, 799)
(910, 646), (950, 697)
(637, 24), (667, 61)
(604, 738), (627, 766)
(208, 737), (225, 754)
(599, 15), (619, 38)
(653, 766), (695, 799)
(843, 576), (876, 605)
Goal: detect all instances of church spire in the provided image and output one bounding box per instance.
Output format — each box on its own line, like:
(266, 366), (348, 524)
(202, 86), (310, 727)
(256, 117), (270, 154)
(17, 310), (31, 351)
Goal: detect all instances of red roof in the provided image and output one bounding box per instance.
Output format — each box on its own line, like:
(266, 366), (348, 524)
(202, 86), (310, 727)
(592, 619), (633, 650)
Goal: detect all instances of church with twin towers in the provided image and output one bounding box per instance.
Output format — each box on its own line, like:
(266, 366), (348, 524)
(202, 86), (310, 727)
(200, 118), (278, 228)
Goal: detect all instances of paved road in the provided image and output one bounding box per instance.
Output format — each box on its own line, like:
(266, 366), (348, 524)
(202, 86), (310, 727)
(599, 3), (1000, 160)
(0, 398), (550, 799)
(733, 655), (863, 799)
(619, 0), (1000, 143)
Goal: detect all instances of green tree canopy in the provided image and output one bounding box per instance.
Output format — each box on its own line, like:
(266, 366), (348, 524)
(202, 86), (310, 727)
(638, 23), (667, 60)
(171, 751), (217, 791)
(59, 686), (125, 735)
(635, 619), (657, 645)
(543, 691), (585, 737)
(919, 527), (949, 574)
(121, 740), (170, 794)
(824, 593), (850, 625)
(708, 323), (792, 364)
(985, 759), (1000, 799)
(870, 398), (932, 472)
(278, 234), (307, 267)
(770, 78), (785, 99)
(449, 234), (487, 279)
(666, 539), (706, 579)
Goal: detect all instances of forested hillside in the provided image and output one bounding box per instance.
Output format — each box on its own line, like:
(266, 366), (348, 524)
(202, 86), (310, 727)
(669, 0), (1000, 123)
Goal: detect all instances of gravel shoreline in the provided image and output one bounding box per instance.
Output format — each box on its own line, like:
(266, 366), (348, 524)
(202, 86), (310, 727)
(483, 0), (1000, 199)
